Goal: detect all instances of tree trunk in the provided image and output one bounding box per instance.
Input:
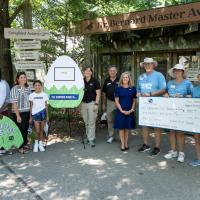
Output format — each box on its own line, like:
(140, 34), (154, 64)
(0, 0), (13, 85)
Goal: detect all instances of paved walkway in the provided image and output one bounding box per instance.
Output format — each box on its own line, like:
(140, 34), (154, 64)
(0, 128), (200, 200)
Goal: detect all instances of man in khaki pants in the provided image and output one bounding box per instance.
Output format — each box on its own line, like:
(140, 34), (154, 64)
(102, 65), (119, 143)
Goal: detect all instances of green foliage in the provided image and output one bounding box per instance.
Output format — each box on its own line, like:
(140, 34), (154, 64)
(7, 0), (188, 69)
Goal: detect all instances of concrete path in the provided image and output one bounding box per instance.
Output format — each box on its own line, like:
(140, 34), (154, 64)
(0, 128), (200, 200)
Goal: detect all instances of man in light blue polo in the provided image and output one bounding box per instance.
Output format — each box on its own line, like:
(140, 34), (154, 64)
(137, 57), (166, 156)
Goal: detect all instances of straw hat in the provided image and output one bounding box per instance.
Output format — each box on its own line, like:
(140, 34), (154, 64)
(168, 64), (187, 78)
(140, 57), (158, 67)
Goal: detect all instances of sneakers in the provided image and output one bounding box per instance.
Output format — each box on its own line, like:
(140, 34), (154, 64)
(89, 140), (95, 147)
(190, 159), (200, 167)
(0, 149), (6, 155)
(33, 141), (39, 152)
(138, 144), (151, 152)
(150, 147), (160, 156)
(38, 141), (45, 152)
(107, 136), (115, 144)
(164, 150), (178, 159)
(177, 152), (185, 162)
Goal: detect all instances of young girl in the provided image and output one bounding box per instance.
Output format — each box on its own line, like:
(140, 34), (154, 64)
(10, 72), (31, 154)
(29, 80), (49, 152)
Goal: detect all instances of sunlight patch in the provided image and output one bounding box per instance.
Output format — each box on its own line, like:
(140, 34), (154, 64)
(79, 158), (105, 166)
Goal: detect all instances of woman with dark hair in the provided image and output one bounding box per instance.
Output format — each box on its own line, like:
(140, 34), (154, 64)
(10, 72), (31, 153)
(81, 67), (101, 147)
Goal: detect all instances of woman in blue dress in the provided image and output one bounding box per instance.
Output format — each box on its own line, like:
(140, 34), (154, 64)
(164, 64), (193, 163)
(114, 72), (136, 151)
(190, 72), (200, 167)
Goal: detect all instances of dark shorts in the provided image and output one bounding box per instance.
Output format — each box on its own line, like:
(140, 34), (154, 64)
(32, 109), (46, 122)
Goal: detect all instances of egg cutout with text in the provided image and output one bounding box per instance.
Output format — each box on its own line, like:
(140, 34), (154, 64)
(44, 56), (84, 108)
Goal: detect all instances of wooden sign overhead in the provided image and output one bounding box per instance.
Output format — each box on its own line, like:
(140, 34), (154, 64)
(82, 2), (200, 34)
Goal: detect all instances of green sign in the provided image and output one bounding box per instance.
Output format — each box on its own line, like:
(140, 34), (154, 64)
(0, 115), (23, 150)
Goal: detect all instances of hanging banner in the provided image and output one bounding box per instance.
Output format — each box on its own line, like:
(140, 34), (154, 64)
(15, 61), (44, 70)
(15, 50), (40, 60)
(0, 115), (23, 150)
(14, 41), (41, 50)
(0, 81), (6, 109)
(4, 28), (50, 40)
(44, 55), (84, 108)
(139, 97), (200, 134)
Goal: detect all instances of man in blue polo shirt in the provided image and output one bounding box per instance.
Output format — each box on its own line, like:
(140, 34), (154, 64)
(137, 57), (166, 156)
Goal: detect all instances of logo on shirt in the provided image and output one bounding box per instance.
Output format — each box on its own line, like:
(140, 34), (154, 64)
(141, 83), (152, 90)
(34, 97), (44, 99)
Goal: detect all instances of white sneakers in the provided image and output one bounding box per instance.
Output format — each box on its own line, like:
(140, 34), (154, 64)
(164, 150), (185, 162)
(33, 140), (45, 153)
(164, 150), (178, 159)
(107, 136), (115, 144)
(177, 152), (185, 163)
(33, 141), (39, 152)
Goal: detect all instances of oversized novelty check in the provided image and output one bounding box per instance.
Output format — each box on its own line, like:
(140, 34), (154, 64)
(139, 97), (200, 133)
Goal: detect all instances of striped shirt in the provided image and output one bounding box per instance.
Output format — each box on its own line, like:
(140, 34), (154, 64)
(10, 85), (31, 112)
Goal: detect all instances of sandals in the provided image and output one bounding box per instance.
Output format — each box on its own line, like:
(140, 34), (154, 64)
(18, 148), (29, 154)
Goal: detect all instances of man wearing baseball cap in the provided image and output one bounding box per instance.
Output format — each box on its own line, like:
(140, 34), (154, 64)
(137, 57), (166, 156)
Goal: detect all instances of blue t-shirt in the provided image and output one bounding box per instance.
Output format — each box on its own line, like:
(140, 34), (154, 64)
(167, 79), (193, 97)
(191, 85), (200, 98)
(137, 70), (166, 95)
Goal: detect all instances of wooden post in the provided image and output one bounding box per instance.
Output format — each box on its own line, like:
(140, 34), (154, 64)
(23, 0), (32, 29)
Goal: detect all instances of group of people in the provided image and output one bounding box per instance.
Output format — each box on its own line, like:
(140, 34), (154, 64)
(81, 58), (200, 167)
(0, 57), (200, 167)
(0, 70), (48, 154)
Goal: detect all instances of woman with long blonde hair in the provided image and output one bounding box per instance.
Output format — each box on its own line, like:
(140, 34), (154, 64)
(113, 72), (136, 151)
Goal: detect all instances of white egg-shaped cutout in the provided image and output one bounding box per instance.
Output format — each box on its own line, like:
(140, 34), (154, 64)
(44, 56), (84, 108)
(0, 81), (6, 109)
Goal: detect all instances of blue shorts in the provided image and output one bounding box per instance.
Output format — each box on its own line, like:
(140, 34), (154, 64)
(32, 109), (46, 122)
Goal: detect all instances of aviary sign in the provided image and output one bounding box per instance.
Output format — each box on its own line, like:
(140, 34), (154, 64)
(82, 2), (200, 34)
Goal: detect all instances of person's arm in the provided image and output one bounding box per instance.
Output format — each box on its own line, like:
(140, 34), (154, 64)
(29, 101), (33, 124)
(45, 101), (49, 122)
(128, 98), (136, 114)
(151, 73), (167, 96)
(151, 89), (166, 97)
(12, 102), (21, 123)
(93, 89), (100, 112)
(102, 92), (107, 112)
(136, 78), (141, 97)
(115, 97), (125, 114)
(10, 87), (21, 123)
